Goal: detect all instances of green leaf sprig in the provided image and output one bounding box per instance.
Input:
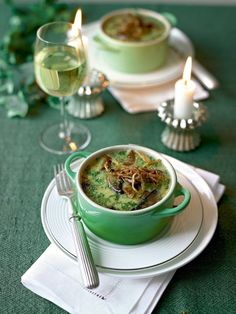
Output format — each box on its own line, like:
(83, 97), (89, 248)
(0, 0), (78, 117)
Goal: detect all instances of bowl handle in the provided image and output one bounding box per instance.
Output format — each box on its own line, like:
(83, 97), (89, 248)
(161, 12), (178, 27)
(154, 183), (191, 217)
(64, 151), (90, 181)
(93, 35), (120, 53)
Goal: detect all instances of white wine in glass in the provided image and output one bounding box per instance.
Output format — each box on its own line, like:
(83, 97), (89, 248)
(34, 22), (91, 154)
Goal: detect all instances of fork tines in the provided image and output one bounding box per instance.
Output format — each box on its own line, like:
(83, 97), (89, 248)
(54, 164), (72, 195)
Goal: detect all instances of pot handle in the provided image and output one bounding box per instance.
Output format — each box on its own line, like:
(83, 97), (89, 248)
(93, 35), (120, 53)
(64, 151), (90, 181)
(154, 183), (191, 217)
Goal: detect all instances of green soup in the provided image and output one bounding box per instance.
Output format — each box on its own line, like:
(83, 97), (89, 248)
(102, 13), (166, 42)
(81, 150), (170, 211)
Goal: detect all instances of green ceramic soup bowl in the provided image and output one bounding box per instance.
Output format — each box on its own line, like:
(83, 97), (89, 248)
(65, 145), (190, 245)
(93, 9), (172, 74)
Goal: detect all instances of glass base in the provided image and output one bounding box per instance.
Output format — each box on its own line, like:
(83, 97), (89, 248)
(39, 122), (91, 155)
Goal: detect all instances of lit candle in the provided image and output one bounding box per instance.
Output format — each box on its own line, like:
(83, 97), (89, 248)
(174, 57), (195, 119)
(71, 9), (90, 68)
(68, 9), (82, 47)
(73, 8), (82, 30)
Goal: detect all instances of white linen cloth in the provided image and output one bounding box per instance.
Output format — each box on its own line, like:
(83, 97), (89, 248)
(109, 79), (209, 114)
(21, 166), (224, 314)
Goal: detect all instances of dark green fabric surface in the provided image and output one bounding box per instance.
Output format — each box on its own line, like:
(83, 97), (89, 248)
(1, 2), (236, 314)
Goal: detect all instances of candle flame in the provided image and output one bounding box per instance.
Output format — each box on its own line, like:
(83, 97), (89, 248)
(73, 9), (82, 29)
(69, 142), (78, 151)
(70, 8), (82, 44)
(183, 56), (192, 85)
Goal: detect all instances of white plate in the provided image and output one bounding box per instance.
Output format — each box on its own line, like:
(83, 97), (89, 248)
(41, 155), (218, 278)
(83, 22), (194, 89)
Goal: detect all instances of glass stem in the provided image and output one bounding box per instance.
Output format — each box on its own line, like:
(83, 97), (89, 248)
(59, 96), (70, 140)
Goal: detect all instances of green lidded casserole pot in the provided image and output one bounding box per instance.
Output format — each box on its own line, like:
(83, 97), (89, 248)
(65, 144), (190, 245)
(93, 9), (172, 74)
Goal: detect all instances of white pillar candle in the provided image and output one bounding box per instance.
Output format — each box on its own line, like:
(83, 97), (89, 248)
(174, 57), (195, 119)
(82, 35), (91, 69)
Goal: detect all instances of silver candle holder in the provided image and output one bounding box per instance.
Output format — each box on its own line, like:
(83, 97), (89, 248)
(157, 100), (207, 152)
(67, 69), (109, 119)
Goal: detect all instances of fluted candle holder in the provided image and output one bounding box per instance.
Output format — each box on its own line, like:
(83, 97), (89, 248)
(67, 69), (109, 119)
(157, 100), (207, 152)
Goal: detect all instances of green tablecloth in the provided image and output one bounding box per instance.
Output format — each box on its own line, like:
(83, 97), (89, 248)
(1, 2), (236, 313)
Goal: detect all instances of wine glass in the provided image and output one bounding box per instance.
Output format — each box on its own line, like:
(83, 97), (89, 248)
(34, 21), (91, 154)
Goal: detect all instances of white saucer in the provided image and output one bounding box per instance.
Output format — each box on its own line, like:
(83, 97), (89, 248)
(83, 22), (194, 89)
(41, 155), (218, 278)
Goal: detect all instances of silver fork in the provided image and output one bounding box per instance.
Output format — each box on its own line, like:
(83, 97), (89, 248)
(54, 164), (99, 289)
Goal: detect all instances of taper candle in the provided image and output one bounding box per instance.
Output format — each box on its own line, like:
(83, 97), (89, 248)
(174, 57), (195, 119)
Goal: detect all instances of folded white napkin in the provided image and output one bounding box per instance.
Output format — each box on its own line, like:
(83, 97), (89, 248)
(21, 166), (224, 314)
(109, 79), (209, 114)
(22, 247), (175, 314)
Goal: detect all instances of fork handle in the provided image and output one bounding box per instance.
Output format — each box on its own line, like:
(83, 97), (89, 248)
(70, 213), (99, 289)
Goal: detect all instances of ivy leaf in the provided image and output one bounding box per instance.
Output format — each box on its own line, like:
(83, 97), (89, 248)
(1, 0), (81, 117)
(5, 91), (28, 118)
